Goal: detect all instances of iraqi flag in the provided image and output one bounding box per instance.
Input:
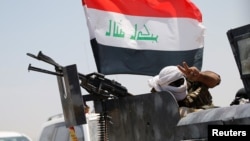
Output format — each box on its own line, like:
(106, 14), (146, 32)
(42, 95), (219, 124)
(82, 0), (205, 76)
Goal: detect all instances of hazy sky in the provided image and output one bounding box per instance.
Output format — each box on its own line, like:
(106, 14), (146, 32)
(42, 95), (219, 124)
(0, 0), (250, 140)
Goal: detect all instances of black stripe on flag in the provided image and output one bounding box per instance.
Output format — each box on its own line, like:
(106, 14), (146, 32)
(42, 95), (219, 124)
(91, 39), (203, 76)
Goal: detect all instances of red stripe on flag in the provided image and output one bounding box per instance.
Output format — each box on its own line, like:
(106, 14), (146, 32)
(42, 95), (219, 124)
(82, 0), (202, 21)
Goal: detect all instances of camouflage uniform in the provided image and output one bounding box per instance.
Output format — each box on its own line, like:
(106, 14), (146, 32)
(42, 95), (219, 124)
(178, 79), (214, 109)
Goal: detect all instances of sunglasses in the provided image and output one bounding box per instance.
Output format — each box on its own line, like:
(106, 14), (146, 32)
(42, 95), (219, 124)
(169, 78), (184, 87)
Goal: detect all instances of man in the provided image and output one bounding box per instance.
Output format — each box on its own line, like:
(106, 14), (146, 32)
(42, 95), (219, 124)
(148, 62), (221, 116)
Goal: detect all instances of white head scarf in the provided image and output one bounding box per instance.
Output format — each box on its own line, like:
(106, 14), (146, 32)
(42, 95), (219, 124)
(148, 66), (187, 101)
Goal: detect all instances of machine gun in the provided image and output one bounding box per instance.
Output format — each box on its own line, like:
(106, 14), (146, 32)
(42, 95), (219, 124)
(26, 51), (134, 141)
(27, 51), (132, 100)
(27, 51), (134, 135)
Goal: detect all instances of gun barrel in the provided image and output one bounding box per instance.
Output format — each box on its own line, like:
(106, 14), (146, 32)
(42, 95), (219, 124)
(28, 64), (62, 76)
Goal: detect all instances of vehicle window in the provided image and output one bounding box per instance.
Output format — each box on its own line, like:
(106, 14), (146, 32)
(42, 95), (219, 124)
(39, 125), (56, 141)
(54, 125), (85, 141)
(39, 122), (66, 141)
(54, 126), (69, 141)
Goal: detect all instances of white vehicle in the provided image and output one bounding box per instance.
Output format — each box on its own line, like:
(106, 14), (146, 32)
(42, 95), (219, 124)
(0, 131), (32, 141)
(37, 113), (100, 141)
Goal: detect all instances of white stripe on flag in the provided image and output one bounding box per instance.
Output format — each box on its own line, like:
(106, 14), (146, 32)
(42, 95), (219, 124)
(85, 8), (205, 51)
